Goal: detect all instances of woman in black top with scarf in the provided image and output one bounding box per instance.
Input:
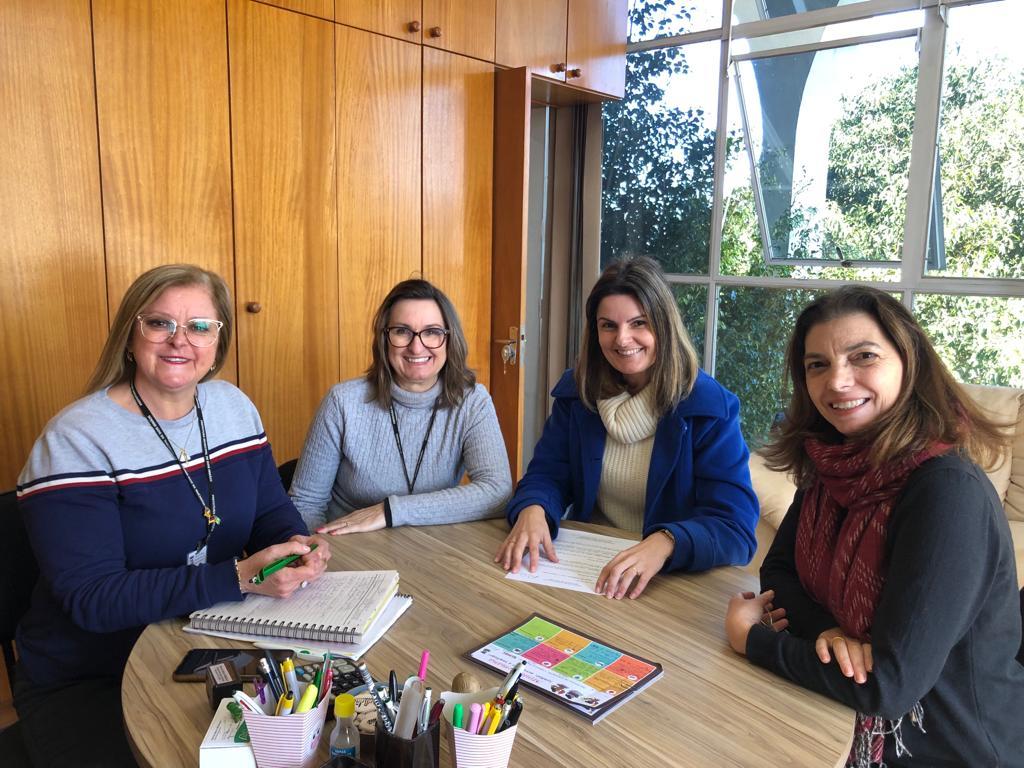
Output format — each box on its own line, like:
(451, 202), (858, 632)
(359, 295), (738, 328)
(725, 286), (1023, 767)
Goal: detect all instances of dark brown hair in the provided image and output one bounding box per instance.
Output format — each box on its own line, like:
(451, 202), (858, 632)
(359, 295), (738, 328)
(762, 285), (1014, 486)
(366, 279), (475, 409)
(576, 256), (699, 414)
(86, 264), (233, 394)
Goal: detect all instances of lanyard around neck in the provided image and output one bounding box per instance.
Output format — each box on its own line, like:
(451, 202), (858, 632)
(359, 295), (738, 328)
(388, 398), (440, 496)
(129, 379), (219, 548)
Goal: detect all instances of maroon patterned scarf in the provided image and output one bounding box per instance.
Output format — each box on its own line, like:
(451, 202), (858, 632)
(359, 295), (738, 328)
(796, 437), (949, 766)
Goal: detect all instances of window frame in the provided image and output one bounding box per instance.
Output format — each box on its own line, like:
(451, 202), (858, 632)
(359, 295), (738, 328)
(607, 0), (1024, 377)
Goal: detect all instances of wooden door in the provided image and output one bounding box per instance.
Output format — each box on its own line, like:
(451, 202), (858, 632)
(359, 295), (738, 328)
(336, 26), (422, 380)
(228, 0), (339, 463)
(566, 0), (627, 97)
(422, 0), (496, 62)
(256, 0), (335, 22)
(0, 0), (107, 489)
(490, 68), (532, 479)
(422, 49), (494, 388)
(335, 0), (423, 43)
(495, 0), (567, 82)
(92, 0), (237, 381)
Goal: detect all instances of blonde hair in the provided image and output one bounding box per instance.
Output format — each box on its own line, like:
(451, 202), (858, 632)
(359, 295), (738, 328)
(576, 256), (699, 415)
(762, 285), (1015, 486)
(85, 264), (233, 394)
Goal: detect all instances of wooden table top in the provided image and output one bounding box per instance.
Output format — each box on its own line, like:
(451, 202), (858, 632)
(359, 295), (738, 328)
(123, 519), (854, 767)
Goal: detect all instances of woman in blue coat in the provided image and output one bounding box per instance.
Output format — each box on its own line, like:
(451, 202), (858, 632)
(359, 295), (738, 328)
(495, 257), (758, 598)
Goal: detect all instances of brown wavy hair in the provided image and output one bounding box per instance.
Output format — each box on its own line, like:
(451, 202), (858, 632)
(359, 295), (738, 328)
(576, 256), (699, 415)
(86, 264), (233, 394)
(366, 279), (475, 409)
(762, 285), (1014, 487)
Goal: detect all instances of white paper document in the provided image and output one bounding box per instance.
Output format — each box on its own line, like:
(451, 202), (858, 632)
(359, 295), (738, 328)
(505, 528), (636, 593)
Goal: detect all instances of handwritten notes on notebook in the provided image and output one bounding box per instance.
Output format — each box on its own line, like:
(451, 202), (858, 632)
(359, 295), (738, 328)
(504, 528), (635, 593)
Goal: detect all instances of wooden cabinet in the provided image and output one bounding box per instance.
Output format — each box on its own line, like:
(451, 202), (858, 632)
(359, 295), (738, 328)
(422, 49), (494, 388)
(92, 0), (237, 381)
(336, 26), (422, 380)
(335, 0), (494, 60)
(257, 0), (335, 22)
(228, 0), (339, 463)
(496, 0), (627, 98)
(0, 0), (108, 489)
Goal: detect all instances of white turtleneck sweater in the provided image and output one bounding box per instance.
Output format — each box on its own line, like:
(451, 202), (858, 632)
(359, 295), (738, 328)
(594, 385), (660, 532)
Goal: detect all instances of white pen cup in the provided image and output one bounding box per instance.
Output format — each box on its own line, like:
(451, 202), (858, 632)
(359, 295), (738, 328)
(439, 687), (520, 768)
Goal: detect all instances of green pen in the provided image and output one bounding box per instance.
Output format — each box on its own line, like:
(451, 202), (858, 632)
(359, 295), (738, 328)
(249, 544), (318, 585)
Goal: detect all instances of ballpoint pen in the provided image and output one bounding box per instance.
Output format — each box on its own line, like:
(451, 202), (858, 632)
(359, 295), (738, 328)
(275, 691), (294, 716)
(258, 657), (284, 701)
(388, 670), (398, 705)
(493, 660), (526, 708)
(249, 543), (318, 584)
(356, 662), (394, 733)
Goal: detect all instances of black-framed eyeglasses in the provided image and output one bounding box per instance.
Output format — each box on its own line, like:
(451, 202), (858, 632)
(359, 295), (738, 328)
(136, 314), (224, 348)
(385, 326), (449, 349)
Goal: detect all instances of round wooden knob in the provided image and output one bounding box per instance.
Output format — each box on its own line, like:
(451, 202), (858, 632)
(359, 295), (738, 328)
(552, 62), (567, 73)
(245, 302), (262, 314)
(407, 20), (421, 32)
(428, 26), (442, 38)
(567, 68), (582, 79)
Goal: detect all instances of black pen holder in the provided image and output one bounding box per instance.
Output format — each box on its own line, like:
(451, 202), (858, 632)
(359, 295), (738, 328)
(374, 718), (440, 768)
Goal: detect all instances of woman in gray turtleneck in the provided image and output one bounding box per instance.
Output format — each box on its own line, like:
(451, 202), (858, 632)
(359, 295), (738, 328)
(290, 279), (512, 535)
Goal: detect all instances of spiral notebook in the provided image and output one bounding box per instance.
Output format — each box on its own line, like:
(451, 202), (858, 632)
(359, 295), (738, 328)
(188, 570), (399, 644)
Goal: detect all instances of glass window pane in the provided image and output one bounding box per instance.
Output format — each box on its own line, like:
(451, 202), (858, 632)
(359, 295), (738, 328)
(732, 10), (924, 57)
(734, 34), (918, 264)
(714, 286), (825, 448)
(672, 283), (707, 363)
(926, 0), (1024, 279)
(628, 0), (722, 44)
(601, 42), (720, 275)
(913, 294), (1024, 387)
(732, 0), (875, 27)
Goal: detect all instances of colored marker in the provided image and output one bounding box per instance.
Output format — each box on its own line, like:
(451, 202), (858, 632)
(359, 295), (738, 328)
(281, 658), (301, 701)
(485, 709), (501, 735)
(249, 544), (318, 584)
(275, 691), (294, 716)
(467, 702), (482, 735)
(417, 649), (430, 681)
(478, 702), (491, 734)
(294, 682), (318, 713)
(453, 703), (464, 730)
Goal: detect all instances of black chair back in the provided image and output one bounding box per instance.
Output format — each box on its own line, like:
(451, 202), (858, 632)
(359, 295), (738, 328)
(278, 459), (298, 494)
(0, 490), (39, 685)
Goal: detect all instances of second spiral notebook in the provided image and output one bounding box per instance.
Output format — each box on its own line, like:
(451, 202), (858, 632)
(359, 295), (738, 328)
(188, 570), (400, 644)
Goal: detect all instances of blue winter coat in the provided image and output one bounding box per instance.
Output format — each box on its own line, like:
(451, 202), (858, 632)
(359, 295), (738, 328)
(506, 369), (759, 572)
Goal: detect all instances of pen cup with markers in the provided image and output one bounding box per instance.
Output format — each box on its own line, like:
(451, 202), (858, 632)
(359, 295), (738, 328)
(373, 717), (440, 768)
(440, 688), (520, 768)
(242, 682), (330, 768)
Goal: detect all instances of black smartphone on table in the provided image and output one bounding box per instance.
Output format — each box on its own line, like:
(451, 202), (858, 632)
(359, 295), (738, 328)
(172, 648), (290, 682)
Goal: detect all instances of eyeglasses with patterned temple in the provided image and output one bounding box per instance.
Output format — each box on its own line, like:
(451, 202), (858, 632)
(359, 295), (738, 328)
(136, 314), (224, 348)
(385, 325), (449, 349)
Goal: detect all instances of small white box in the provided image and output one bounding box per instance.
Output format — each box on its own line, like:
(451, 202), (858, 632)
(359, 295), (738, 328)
(200, 698), (257, 768)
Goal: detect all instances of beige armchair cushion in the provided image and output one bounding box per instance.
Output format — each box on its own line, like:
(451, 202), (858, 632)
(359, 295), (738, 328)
(960, 383), (1024, 521)
(749, 452), (797, 530)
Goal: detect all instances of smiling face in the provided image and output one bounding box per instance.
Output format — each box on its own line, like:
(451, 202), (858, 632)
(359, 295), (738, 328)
(386, 299), (447, 392)
(129, 284), (219, 405)
(803, 311), (905, 436)
(596, 293), (657, 391)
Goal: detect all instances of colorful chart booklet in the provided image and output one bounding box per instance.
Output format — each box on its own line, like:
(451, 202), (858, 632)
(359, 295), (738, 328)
(468, 614), (663, 724)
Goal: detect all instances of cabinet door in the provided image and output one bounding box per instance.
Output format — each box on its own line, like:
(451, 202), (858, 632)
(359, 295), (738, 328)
(566, 0), (627, 97)
(229, 0), (339, 463)
(336, 26), (422, 381)
(335, 0), (423, 43)
(422, 50), (494, 387)
(423, 0), (495, 62)
(495, 0), (567, 81)
(256, 0), (334, 22)
(93, 0), (237, 381)
(0, 0), (107, 489)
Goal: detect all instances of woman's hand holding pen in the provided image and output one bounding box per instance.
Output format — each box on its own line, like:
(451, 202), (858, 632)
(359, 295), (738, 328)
(725, 591), (788, 654)
(815, 627), (873, 684)
(317, 503), (386, 536)
(236, 535), (331, 598)
(595, 534), (672, 600)
(495, 505), (558, 573)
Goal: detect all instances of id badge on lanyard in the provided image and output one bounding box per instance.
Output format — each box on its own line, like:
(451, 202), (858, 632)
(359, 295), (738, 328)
(187, 545), (208, 566)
